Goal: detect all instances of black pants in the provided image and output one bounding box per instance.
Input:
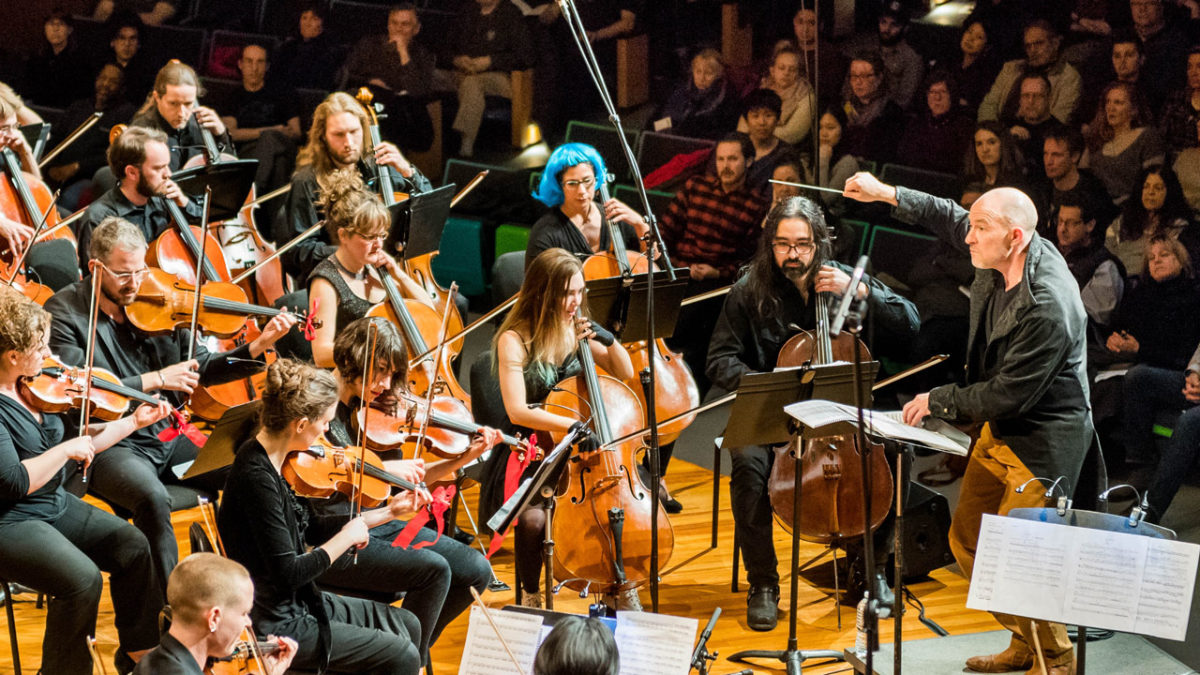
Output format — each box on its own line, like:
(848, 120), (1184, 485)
(318, 519), (492, 658)
(666, 278), (727, 399)
(278, 593), (423, 675)
(86, 439), (223, 593)
(0, 496), (160, 674)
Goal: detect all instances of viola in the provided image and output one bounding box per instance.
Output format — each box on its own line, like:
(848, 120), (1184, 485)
(205, 633), (281, 675)
(282, 437), (422, 508)
(20, 355), (163, 421)
(543, 309), (674, 597)
(125, 267), (310, 339)
(356, 392), (528, 459)
(767, 290), (892, 544)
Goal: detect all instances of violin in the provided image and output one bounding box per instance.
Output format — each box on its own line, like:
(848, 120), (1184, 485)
(543, 309), (674, 597)
(21, 354), (164, 421)
(205, 633), (280, 675)
(580, 178), (699, 446)
(125, 267), (310, 339)
(356, 392), (528, 459)
(282, 437), (422, 508)
(767, 291), (892, 544)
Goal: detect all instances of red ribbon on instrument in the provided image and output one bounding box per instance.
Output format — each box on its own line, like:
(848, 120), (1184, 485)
(485, 433), (537, 559)
(392, 484), (456, 550)
(302, 296), (319, 341)
(156, 409), (208, 446)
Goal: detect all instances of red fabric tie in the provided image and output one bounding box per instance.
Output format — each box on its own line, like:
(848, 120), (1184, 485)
(302, 296), (319, 341)
(392, 485), (456, 550)
(485, 434), (537, 559)
(156, 410), (207, 446)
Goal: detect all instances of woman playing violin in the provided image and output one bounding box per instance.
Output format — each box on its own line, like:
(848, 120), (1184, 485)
(0, 285), (175, 674)
(308, 173), (433, 367)
(133, 552), (297, 675)
(472, 248), (635, 609)
(306, 316), (498, 659)
(217, 358), (430, 675)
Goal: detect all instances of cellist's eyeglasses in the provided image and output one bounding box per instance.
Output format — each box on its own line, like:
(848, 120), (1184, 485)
(772, 241), (816, 255)
(104, 266), (149, 282)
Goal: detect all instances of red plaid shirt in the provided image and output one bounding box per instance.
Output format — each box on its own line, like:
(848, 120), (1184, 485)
(659, 174), (769, 279)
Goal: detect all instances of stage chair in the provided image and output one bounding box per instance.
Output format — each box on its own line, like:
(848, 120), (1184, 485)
(0, 576), (23, 675)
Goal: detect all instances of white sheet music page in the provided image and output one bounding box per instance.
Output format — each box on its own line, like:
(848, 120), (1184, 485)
(459, 605), (543, 674)
(966, 514), (1199, 641)
(614, 611), (698, 675)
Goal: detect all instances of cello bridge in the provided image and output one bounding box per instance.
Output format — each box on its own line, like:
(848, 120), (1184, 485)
(822, 463), (842, 481)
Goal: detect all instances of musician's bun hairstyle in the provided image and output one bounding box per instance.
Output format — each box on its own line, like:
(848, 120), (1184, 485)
(259, 358), (339, 432)
(316, 170), (388, 241)
(0, 286), (49, 356)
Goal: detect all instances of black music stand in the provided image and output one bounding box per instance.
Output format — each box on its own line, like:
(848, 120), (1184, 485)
(584, 270), (689, 341)
(174, 159), (258, 222)
(726, 361), (878, 675)
(385, 183), (455, 259)
(487, 425), (587, 610)
(181, 400), (261, 480)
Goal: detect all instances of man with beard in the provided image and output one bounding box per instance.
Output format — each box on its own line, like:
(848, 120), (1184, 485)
(706, 196), (919, 630)
(45, 216), (298, 595)
(660, 132), (769, 397)
(77, 125), (201, 270)
(130, 60), (234, 173)
(843, 0), (924, 109)
(1005, 73), (1057, 177)
(278, 91), (431, 283)
(978, 20), (1082, 125)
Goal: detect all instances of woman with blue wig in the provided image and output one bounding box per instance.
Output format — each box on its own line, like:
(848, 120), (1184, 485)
(525, 143), (649, 269)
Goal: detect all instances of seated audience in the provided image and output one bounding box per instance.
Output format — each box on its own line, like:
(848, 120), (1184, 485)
(1175, 119), (1200, 213)
(1005, 72), (1058, 177)
(1105, 236), (1200, 371)
(1105, 165), (1195, 274)
(219, 44), (302, 196)
(737, 46), (814, 146)
(740, 89), (792, 192)
(1031, 123), (1116, 239)
(23, 9), (91, 108)
(896, 72), (975, 175)
(103, 13), (153, 101)
(978, 20), (1082, 125)
(1082, 81), (1165, 207)
(843, 0), (925, 109)
(1130, 0), (1190, 115)
(961, 121), (1027, 208)
(1158, 47), (1200, 157)
(1056, 197), (1125, 352)
(840, 52), (905, 165)
(948, 20), (1003, 117)
(656, 48), (739, 140)
(780, 8), (849, 108)
(273, 2), (342, 92)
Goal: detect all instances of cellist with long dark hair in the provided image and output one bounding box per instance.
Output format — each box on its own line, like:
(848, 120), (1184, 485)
(706, 196), (919, 631)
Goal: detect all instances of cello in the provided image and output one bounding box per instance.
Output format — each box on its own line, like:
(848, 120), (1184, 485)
(543, 309), (674, 597)
(0, 146), (73, 303)
(767, 292), (892, 544)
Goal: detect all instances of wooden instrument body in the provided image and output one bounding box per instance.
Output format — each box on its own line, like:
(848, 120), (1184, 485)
(282, 440), (393, 508)
(0, 148), (75, 260)
(767, 306), (893, 545)
(216, 188), (288, 307)
(357, 394), (473, 459)
(21, 356), (130, 421)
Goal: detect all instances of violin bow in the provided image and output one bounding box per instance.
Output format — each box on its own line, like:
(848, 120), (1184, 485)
(197, 495), (226, 556)
(410, 282), (458, 457)
(39, 111), (103, 169)
(86, 635), (109, 675)
(77, 263), (106, 483)
(185, 187), (213, 368)
(351, 321), (379, 564)
(449, 170), (488, 209)
(229, 222), (322, 285)
(5, 187), (60, 285)
(410, 290), (516, 366)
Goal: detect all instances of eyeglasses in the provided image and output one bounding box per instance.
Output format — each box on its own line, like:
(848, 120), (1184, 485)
(0, 124), (19, 135)
(562, 176), (596, 190)
(353, 231), (388, 242)
(104, 267), (149, 282)
(772, 241), (816, 255)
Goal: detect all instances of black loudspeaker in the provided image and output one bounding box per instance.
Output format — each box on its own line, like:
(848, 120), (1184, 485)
(899, 481), (954, 581)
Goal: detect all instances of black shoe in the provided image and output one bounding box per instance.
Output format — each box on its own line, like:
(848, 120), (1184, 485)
(746, 585), (780, 631)
(451, 528), (476, 546)
(661, 494), (683, 514)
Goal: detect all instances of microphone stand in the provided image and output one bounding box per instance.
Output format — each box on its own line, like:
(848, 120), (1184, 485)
(845, 296), (880, 675)
(557, 0), (675, 612)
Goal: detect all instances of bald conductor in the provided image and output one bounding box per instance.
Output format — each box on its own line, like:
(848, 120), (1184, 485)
(844, 174), (1091, 675)
(133, 553), (297, 675)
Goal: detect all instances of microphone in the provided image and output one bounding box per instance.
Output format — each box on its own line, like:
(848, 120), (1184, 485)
(829, 255), (869, 336)
(690, 607), (721, 669)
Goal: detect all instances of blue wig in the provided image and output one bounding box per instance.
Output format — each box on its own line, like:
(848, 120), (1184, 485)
(532, 143), (608, 208)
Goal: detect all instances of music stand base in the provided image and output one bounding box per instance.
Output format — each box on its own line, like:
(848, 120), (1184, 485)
(728, 648), (844, 675)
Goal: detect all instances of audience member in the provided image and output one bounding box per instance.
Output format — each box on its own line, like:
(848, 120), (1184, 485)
(655, 48), (739, 140)
(43, 64), (136, 211)
(533, 616), (619, 675)
(1082, 81), (1165, 206)
(660, 132), (770, 396)
(1076, 30), (1150, 127)
(447, 0), (533, 158)
(219, 44), (302, 195)
(947, 19), (1004, 117)
(1105, 165), (1196, 274)
(840, 52), (905, 164)
(738, 47), (814, 146)
(961, 120), (1026, 208)
(896, 73), (975, 175)
(963, 0), (1027, 60)
(1158, 47), (1200, 156)
(740, 89), (792, 191)
(978, 20), (1082, 125)
(844, 0), (925, 109)
(93, 0), (178, 27)
(1176, 119), (1200, 212)
(1056, 197), (1125, 351)
(782, 8), (849, 108)
(342, 3), (437, 152)
(273, 3), (342, 92)
(1105, 235), (1200, 370)
(23, 9), (92, 108)
(1006, 72), (1058, 177)
(1031, 124), (1115, 238)
(103, 13), (153, 101)
(1130, 0), (1189, 108)
(804, 105), (861, 215)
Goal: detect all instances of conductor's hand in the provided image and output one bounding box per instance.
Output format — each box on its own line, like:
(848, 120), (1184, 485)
(157, 360), (200, 393)
(843, 172), (898, 206)
(902, 393), (931, 427)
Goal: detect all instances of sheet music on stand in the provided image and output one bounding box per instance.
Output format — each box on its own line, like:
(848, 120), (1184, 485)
(458, 604), (698, 675)
(783, 400), (970, 456)
(967, 514), (1199, 641)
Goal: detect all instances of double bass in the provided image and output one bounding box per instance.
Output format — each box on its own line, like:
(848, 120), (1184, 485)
(767, 292), (892, 544)
(543, 310), (674, 596)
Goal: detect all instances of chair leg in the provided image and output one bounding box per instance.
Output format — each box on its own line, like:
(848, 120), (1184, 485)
(731, 528), (741, 593)
(711, 440), (721, 549)
(3, 582), (20, 675)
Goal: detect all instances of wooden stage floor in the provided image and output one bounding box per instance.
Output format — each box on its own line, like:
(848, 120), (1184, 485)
(0, 460), (1003, 674)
